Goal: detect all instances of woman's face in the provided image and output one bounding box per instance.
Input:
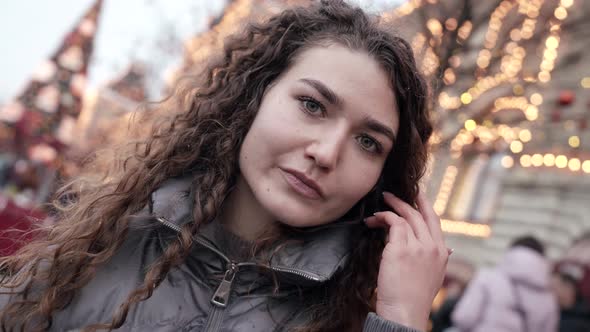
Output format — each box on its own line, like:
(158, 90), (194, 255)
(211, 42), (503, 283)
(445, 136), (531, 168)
(239, 45), (399, 227)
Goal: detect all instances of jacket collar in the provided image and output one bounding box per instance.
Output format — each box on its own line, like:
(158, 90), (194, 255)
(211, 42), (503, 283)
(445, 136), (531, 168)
(149, 177), (355, 285)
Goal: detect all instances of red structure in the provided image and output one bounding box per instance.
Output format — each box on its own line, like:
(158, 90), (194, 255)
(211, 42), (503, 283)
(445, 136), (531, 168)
(0, 1), (103, 256)
(1, 0), (103, 157)
(0, 195), (46, 256)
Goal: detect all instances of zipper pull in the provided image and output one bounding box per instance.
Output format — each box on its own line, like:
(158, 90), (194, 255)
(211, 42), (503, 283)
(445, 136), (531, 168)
(211, 263), (237, 308)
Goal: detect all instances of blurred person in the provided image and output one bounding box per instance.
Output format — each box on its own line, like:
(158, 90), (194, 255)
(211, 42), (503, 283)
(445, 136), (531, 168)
(0, 1), (448, 331)
(0, 154), (16, 188)
(451, 236), (558, 332)
(552, 262), (590, 332)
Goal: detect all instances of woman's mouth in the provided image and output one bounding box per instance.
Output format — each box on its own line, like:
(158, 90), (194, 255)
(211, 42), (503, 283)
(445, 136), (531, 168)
(279, 168), (324, 200)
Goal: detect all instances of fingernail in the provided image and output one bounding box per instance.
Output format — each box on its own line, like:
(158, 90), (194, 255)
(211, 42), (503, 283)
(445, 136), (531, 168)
(382, 191), (394, 198)
(447, 248), (455, 255)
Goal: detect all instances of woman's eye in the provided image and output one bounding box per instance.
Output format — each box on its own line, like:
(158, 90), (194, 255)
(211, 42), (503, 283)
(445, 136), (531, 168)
(299, 97), (325, 115)
(357, 135), (381, 153)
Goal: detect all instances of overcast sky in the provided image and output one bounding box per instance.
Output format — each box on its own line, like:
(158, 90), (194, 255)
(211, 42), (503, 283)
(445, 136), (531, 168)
(0, 0), (401, 102)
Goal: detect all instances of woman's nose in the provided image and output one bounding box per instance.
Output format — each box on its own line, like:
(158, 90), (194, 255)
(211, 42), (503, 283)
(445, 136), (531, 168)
(304, 125), (348, 170)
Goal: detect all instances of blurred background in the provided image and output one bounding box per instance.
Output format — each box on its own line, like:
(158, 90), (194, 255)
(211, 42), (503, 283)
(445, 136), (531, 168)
(1, 0), (589, 330)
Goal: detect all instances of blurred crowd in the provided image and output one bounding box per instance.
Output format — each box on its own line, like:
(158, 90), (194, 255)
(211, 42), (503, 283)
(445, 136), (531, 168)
(430, 235), (590, 332)
(0, 157), (49, 256)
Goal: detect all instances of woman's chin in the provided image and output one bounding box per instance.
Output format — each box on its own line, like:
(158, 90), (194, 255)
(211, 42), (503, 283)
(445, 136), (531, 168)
(254, 186), (347, 228)
(270, 207), (337, 228)
(276, 217), (324, 228)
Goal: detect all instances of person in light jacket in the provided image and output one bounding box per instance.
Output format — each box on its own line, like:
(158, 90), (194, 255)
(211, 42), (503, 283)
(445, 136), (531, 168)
(451, 236), (558, 332)
(0, 1), (448, 331)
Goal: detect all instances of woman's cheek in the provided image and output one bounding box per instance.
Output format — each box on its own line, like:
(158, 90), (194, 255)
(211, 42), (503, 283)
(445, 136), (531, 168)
(353, 163), (382, 193)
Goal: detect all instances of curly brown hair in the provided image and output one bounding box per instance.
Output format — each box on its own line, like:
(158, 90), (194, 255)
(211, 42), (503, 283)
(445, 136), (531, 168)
(0, 1), (432, 331)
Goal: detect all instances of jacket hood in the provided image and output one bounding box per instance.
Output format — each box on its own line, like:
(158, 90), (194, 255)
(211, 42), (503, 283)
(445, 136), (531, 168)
(148, 176), (356, 285)
(499, 246), (551, 289)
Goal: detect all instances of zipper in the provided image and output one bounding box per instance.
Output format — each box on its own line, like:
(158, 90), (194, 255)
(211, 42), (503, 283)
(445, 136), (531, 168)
(202, 262), (238, 332)
(156, 216), (230, 263)
(266, 265), (321, 282)
(155, 216), (183, 232)
(211, 262), (237, 307)
(203, 304), (225, 332)
(156, 216), (325, 331)
(157, 216), (237, 332)
(155, 216), (322, 282)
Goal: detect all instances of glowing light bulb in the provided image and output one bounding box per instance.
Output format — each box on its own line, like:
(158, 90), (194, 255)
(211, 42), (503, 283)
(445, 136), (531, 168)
(519, 129), (532, 142)
(501, 156), (514, 168)
(568, 158), (581, 171)
(530, 93), (543, 105)
(544, 154), (555, 167)
(520, 154), (532, 167)
(461, 93), (473, 105)
(568, 136), (580, 148)
(464, 119), (477, 131)
(532, 154), (544, 167)
(554, 7), (568, 20)
(510, 141), (524, 153)
(555, 155), (568, 168)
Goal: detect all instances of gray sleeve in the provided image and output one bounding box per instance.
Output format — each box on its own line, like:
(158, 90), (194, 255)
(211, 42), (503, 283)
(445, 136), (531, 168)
(362, 313), (423, 332)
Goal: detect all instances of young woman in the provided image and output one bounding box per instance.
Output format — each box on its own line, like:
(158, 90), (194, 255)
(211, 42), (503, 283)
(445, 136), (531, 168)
(0, 1), (448, 331)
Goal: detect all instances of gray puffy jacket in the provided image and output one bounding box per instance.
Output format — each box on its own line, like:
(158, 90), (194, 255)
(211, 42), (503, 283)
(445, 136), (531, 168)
(1, 178), (419, 332)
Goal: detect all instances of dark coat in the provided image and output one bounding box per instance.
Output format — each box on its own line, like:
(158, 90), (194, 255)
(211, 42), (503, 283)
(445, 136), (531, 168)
(559, 300), (590, 332)
(1, 178), (418, 332)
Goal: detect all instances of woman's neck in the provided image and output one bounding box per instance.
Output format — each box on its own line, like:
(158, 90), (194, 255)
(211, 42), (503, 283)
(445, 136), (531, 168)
(218, 176), (276, 241)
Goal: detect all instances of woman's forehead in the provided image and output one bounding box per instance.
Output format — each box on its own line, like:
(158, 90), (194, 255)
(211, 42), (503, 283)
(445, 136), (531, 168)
(281, 45), (399, 132)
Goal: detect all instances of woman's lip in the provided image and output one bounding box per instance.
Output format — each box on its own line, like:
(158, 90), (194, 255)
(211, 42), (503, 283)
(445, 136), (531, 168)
(279, 169), (324, 200)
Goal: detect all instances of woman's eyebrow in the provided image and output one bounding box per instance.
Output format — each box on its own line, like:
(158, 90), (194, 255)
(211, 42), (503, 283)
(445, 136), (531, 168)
(298, 78), (344, 107)
(363, 116), (397, 144)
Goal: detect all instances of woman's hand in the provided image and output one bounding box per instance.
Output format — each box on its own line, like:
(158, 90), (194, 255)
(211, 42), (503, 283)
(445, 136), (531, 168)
(364, 191), (449, 331)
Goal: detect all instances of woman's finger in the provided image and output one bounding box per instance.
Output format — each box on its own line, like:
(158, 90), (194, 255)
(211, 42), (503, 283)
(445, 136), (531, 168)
(364, 215), (389, 229)
(372, 211), (418, 244)
(365, 212), (411, 246)
(382, 192), (430, 242)
(372, 211), (403, 227)
(389, 218), (409, 246)
(416, 191), (443, 243)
